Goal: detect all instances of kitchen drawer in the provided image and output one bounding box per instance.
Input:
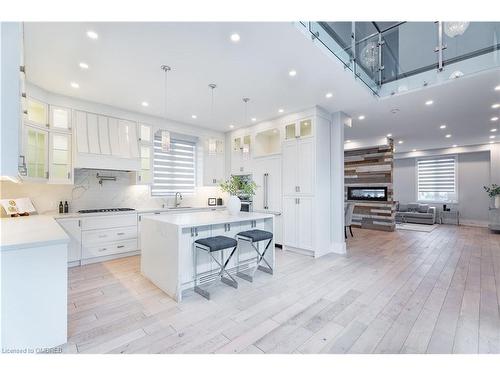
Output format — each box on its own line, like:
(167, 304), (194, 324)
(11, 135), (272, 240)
(81, 214), (137, 231)
(82, 225), (137, 245)
(82, 239), (138, 259)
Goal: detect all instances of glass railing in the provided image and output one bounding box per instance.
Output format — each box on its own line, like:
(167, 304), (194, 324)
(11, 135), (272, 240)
(299, 21), (500, 97)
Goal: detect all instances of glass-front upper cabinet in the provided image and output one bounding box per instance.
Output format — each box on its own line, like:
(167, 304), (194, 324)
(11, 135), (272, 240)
(138, 145), (152, 184)
(24, 125), (49, 180)
(284, 118), (313, 139)
(139, 123), (152, 143)
(49, 106), (72, 131)
(49, 132), (72, 184)
(25, 97), (48, 128)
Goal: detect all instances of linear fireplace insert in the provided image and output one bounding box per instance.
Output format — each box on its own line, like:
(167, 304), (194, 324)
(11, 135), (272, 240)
(347, 186), (388, 201)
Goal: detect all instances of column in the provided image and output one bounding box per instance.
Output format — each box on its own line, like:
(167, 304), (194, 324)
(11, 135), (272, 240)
(330, 112), (351, 254)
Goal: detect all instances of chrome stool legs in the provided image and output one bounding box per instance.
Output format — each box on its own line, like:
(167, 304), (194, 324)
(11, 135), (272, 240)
(236, 230), (273, 283)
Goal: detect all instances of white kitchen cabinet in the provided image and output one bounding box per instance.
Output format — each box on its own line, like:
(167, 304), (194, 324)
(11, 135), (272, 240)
(254, 128), (281, 157)
(48, 131), (72, 184)
(118, 119), (135, 158)
(56, 218), (82, 264)
(284, 118), (313, 140)
(49, 105), (71, 131)
(25, 97), (48, 128)
(98, 115), (111, 155)
(87, 113), (100, 154)
(74, 110), (89, 153)
(129, 122), (139, 158)
(282, 137), (314, 196)
(23, 124), (48, 181)
(231, 134), (252, 174)
(203, 138), (225, 186)
(282, 196), (313, 251)
(139, 123), (152, 143)
(137, 144), (152, 184)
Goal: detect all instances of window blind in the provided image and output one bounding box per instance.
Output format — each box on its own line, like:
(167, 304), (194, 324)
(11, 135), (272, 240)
(151, 136), (196, 196)
(417, 156), (457, 202)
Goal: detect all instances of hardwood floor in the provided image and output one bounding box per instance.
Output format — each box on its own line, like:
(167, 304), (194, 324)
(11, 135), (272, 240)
(64, 225), (500, 354)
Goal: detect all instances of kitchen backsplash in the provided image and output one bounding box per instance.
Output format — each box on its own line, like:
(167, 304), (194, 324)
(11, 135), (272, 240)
(0, 169), (224, 216)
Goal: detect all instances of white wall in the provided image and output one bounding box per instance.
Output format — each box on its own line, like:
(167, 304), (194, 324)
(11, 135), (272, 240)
(394, 151), (491, 225)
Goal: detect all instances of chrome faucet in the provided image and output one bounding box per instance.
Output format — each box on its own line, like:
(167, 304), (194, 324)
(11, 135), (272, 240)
(174, 192), (183, 207)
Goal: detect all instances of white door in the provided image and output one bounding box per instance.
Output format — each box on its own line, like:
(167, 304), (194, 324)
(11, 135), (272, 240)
(118, 119), (132, 158)
(107, 117), (120, 156)
(98, 116), (111, 155)
(25, 97), (48, 127)
(23, 125), (49, 181)
(297, 196), (313, 250)
(297, 138), (314, 195)
(74, 110), (89, 153)
(129, 122), (139, 158)
(48, 132), (72, 184)
(282, 140), (298, 196)
(57, 219), (82, 263)
(282, 197), (298, 248)
(86, 113), (100, 154)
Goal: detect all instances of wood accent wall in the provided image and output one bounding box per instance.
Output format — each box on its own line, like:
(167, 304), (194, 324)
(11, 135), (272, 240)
(344, 141), (396, 232)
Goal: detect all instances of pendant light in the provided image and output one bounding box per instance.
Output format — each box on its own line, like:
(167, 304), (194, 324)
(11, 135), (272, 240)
(160, 65), (171, 152)
(208, 83), (219, 156)
(242, 98), (251, 156)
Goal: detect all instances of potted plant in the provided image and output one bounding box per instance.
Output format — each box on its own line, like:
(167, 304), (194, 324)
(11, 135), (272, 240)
(484, 184), (500, 208)
(219, 175), (257, 215)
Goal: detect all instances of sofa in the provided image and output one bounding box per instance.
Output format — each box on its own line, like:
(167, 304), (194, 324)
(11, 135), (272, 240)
(396, 203), (436, 225)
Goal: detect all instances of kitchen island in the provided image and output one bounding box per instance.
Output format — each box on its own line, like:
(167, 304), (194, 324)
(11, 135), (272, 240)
(141, 211), (274, 302)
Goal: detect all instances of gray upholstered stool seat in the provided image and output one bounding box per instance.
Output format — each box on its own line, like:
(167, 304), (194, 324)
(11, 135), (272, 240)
(194, 236), (237, 252)
(236, 229), (273, 242)
(193, 235), (238, 300)
(236, 229), (273, 282)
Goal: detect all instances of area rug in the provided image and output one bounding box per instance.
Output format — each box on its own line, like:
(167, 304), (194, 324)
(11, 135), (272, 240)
(396, 223), (438, 232)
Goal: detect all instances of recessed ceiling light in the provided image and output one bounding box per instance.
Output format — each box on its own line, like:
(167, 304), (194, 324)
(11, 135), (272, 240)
(452, 144), (458, 148)
(230, 33), (240, 42)
(345, 140), (351, 143)
(358, 115), (365, 120)
(492, 103), (500, 109)
(251, 118), (257, 122)
(86, 30), (98, 39)
(491, 128), (498, 132)
(491, 117), (499, 122)
(412, 149), (417, 152)
(278, 109), (284, 113)
(425, 100), (434, 106)
(70, 82), (79, 89)
(386, 133), (392, 137)
(229, 124), (234, 129)
(445, 134), (452, 138)
(325, 92), (333, 99)
(79, 62), (89, 69)
(495, 85), (500, 91)
(398, 140), (404, 144)
(288, 70), (297, 77)
(141, 101), (149, 107)
(440, 124), (447, 129)
(490, 135), (496, 139)
(191, 115), (197, 119)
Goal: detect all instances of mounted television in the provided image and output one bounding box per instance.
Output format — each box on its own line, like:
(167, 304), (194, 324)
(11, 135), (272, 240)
(347, 186), (388, 202)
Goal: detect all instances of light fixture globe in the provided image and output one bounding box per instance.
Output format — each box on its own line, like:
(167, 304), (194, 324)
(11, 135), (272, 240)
(360, 41), (378, 70)
(444, 22), (470, 38)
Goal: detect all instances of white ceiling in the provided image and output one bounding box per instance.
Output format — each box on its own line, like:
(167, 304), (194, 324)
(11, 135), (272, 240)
(24, 22), (500, 152)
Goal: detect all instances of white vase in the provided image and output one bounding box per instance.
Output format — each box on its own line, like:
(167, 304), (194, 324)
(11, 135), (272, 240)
(227, 195), (241, 215)
(495, 196), (500, 209)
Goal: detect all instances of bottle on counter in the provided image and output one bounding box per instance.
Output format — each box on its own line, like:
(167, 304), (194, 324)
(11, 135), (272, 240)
(59, 201), (64, 214)
(64, 201), (69, 213)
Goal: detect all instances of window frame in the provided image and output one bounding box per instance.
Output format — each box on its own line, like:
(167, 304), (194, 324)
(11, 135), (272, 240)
(415, 154), (458, 204)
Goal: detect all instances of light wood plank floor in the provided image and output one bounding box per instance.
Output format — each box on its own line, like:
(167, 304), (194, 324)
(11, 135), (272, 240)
(63, 225), (500, 354)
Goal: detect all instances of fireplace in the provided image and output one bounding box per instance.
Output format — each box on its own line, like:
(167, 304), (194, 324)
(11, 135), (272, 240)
(347, 186), (388, 202)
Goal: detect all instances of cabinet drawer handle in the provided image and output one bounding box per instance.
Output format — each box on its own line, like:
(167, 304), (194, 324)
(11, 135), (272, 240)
(98, 234), (107, 238)
(117, 245), (125, 249)
(98, 248), (107, 252)
(117, 232), (125, 235)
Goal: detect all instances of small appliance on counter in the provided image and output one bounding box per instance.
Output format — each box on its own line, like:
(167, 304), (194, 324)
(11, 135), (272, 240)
(208, 198), (217, 206)
(216, 197), (223, 206)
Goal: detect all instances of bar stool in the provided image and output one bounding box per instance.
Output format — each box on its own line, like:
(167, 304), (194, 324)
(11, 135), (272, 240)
(193, 235), (238, 300)
(235, 229), (273, 282)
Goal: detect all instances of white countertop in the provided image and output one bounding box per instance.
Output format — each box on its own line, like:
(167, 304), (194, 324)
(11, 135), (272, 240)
(0, 215), (70, 252)
(50, 206), (225, 220)
(143, 211), (273, 228)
